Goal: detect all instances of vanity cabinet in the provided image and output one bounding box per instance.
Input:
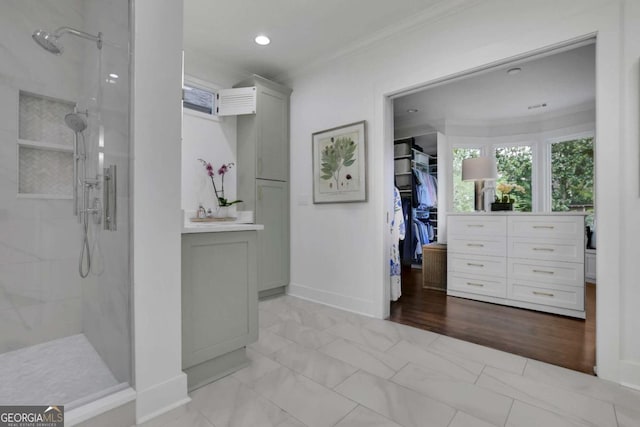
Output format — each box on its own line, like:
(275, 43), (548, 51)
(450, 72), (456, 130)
(181, 230), (258, 390)
(447, 213), (586, 318)
(236, 75), (292, 298)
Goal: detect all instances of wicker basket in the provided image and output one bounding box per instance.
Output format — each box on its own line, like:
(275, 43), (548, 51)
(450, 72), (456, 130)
(422, 243), (447, 291)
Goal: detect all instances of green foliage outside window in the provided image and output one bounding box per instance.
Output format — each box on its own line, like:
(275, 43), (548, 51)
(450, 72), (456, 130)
(495, 146), (533, 212)
(551, 137), (594, 226)
(452, 147), (479, 212)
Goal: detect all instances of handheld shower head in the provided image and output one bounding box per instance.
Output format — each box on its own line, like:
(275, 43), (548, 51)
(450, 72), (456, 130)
(32, 27), (102, 55)
(32, 29), (63, 55)
(65, 113), (87, 133)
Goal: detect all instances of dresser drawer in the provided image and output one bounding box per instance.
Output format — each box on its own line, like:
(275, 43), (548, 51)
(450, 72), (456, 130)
(508, 258), (584, 287)
(449, 254), (506, 278)
(448, 215), (506, 237)
(449, 236), (506, 257)
(449, 273), (507, 298)
(508, 216), (584, 241)
(508, 237), (583, 263)
(508, 280), (584, 311)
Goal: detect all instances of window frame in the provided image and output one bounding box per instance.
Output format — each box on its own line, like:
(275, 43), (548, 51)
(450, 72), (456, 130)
(182, 75), (221, 122)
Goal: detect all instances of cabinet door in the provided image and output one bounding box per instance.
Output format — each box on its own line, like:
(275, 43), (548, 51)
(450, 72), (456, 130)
(256, 180), (289, 291)
(181, 231), (258, 369)
(256, 86), (288, 181)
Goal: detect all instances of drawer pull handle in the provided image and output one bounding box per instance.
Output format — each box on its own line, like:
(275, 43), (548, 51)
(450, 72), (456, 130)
(532, 269), (555, 275)
(467, 243), (484, 247)
(466, 282), (484, 287)
(533, 225), (555, 229)
(533, 291), (555, 297)
(533, 247), (554, 252)
(467, 263), (485, 267)
(467, 224), (484, 228)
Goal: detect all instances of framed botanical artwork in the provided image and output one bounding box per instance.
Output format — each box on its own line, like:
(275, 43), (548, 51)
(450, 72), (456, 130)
(312, 120), (367, 203)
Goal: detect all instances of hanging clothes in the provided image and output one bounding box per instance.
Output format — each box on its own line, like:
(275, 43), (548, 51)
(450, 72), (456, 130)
(390, 187), (405, 301)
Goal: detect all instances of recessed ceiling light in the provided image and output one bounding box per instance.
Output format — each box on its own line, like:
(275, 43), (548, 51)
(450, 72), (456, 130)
(254, 35), (270, 46)
(407, 108), (419, 113)
(507, 67), (522, 75)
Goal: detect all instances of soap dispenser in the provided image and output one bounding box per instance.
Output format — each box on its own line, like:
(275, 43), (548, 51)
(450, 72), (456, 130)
(197, 204), (207, 219)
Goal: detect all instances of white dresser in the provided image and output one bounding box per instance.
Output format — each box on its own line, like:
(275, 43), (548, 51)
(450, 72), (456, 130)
(447, 213), (586, 318)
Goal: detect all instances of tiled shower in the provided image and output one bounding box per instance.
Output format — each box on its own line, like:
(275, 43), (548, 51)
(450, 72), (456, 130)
(0, 0), (131, 408)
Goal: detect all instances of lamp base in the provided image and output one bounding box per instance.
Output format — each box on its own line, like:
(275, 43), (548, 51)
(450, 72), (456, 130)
(474, 180), (485, 211)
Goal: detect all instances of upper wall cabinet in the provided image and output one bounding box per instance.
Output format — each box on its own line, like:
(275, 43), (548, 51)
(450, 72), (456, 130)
(236, 75), (292, 183)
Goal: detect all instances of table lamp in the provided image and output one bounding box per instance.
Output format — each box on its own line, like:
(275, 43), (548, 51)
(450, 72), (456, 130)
(462, 157), (497, 211)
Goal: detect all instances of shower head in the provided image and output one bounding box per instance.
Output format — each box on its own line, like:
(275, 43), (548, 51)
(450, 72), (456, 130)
(32, 29), (63, 55)
(32, 27), (102, 55)
(65, 113), (87, 133)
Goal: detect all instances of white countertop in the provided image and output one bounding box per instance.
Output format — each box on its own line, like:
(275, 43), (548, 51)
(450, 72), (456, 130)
(446, 211), (588, 216)
(182, 210), (263, 234)
(182, 223), (264, 234)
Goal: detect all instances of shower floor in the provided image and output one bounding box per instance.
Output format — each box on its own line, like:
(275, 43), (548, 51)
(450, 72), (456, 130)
(0, 334), (120, 406)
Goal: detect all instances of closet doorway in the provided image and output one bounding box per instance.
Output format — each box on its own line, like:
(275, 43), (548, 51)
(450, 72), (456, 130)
(388, 41), (597, 375)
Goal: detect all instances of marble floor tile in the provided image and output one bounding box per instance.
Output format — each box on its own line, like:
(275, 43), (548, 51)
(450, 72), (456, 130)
(386, 340), (482, 383)
(428, 335), (527, 375)
(190, 375), (291, 427)
(268, 320), (336, 349)
(272, 343), (358, 388)
(615, 405), (640, 427)
(334, 405), (402, 427)
(275, 414), (308, 427)
(324, 322), (398, 352)
(391, 363), (512, 426)
(274, 304), (339, 331)
(137, 403), (192, 427)
(477, 366), (617, 427)
(506, 401), (587, 427)
(363, 319), (439, 349)
(232, 348), (282, 386)
(315, 305), (372, 327)
(524, 359), (640, 411)
(448, 411), (499, 427)
(319, 338), (407, 380)
(335, 370), (456, 427)
(259, 309), (283, 329)
(160, 409), (215, 427)
(249, 328), (295, 356)
(253, 367), (357, 427)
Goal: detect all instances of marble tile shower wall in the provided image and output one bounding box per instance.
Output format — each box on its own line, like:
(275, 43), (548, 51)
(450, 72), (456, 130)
(0, 0), (87, 354)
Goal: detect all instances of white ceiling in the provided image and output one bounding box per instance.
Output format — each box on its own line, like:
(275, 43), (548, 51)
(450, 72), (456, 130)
(183, 0), (462, 79)
(394, 43), (596, 130)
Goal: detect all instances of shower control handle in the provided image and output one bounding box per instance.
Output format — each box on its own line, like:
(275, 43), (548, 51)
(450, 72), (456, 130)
(104, 165), (117, 231)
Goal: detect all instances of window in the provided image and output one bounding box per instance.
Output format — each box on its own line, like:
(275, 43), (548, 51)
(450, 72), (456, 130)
(452, 147), (480, 212)
(183, 84), (216, 115)
(495, 145), (532, 212)
(551, 137), (594, 225)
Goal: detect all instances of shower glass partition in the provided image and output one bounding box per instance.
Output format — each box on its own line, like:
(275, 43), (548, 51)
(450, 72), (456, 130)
(0, 0), (132, 408)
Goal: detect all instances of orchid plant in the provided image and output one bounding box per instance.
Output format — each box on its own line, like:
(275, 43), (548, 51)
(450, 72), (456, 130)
(495, 182), (525, 203)
(198, 159), (243, 207)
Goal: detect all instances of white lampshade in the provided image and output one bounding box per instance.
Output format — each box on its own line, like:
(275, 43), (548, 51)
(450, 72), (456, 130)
(462, 157), (497, 181)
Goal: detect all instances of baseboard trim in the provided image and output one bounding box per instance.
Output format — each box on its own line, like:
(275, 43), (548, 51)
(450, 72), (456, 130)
(619, 360), (640, 391)
(66, 387), (136, 426)
(135, 372), (190, 424)
(288, 282), (377, 318)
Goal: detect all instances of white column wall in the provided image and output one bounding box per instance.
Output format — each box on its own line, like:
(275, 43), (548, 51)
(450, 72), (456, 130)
(132, 0), (189, 422)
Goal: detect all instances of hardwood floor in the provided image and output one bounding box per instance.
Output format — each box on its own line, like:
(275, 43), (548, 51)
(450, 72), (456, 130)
(389, 266), (596, 374)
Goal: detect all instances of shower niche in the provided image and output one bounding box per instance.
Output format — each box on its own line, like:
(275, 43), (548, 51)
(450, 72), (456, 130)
(17, 91), (75, 198)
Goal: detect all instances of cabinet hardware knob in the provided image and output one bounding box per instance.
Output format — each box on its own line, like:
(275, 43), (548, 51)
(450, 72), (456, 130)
(533, 225), (555, 229)
(467, 243), (484, 247)
(533, 269), (554, 275)
(533, 247), (554, 252)
(533, 291), (555, 297)
(468, 224), (484, 227)
(466, 282), (485, 287)
(467, 263), (484, 267)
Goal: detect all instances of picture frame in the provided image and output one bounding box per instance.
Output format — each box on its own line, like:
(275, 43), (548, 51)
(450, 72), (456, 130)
(312, 120), (367, 203)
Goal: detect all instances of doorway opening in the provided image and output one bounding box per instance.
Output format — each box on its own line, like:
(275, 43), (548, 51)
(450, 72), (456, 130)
(388, 40), (596, 374)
